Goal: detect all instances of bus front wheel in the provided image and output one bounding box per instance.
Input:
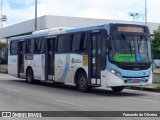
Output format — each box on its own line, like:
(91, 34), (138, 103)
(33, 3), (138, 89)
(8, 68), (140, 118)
(111, 86), (124, 92)
(26, 68), (34, 84)
(76, 72), (91, 92)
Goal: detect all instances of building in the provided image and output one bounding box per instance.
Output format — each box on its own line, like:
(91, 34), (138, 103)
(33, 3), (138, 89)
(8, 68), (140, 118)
(0, 15), (160, 41)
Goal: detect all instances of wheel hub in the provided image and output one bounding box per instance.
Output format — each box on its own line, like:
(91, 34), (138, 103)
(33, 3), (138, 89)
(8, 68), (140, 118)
(80, 77), (86, 88)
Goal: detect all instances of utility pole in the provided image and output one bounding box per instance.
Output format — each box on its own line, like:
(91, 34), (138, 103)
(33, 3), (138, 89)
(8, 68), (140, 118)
(35, 0), (37, 31)
(145, 0), (147, 25)
(0, 0), (7, 29)
(1, 0), (2, 28)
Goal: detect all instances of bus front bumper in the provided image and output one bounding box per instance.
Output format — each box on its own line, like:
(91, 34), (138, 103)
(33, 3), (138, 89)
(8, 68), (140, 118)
(101, 70), (152, 87)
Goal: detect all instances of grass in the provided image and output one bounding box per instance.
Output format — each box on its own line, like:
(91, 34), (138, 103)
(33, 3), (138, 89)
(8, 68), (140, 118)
(0, 69), (8, 74)
(155, 84), (160, 89)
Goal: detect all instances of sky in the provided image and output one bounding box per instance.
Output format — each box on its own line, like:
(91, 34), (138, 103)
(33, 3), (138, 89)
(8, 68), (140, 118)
(1, 0), (160, 26)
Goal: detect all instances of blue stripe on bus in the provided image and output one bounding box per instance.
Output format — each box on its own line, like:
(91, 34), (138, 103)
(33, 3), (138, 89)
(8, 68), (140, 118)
(60, 63), (70, 81)
(59, 54), (70, 81)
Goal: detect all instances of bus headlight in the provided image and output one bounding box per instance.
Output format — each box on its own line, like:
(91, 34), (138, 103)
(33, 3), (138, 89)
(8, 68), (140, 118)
(110, 69), (122, 78)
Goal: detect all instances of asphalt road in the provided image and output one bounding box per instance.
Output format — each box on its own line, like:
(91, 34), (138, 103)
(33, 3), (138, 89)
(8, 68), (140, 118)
(0, 73), (160, 120)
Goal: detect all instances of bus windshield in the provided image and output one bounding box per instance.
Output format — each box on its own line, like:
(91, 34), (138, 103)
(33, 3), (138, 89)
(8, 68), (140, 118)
(109, 35), (152, 63)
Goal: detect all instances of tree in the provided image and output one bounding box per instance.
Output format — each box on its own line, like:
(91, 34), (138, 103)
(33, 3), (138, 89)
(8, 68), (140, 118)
(152, 26), (160, 55)
(0, 42), (7, 49)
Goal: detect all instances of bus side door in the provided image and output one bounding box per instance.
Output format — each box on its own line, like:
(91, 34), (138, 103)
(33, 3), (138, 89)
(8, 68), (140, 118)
(18, 40), (25, 77)
(46, 37), (56, 80)
(89, 30), (106, 86)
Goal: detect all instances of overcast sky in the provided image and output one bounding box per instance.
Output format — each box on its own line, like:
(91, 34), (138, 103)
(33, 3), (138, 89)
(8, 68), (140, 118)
(1, 0), (160, 25)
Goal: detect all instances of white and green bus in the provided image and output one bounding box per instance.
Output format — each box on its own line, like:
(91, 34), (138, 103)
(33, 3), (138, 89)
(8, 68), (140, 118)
(8, 23), (152, 92)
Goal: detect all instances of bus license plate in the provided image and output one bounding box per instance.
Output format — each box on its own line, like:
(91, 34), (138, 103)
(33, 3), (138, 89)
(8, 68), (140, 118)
(132, 79), (140, 83)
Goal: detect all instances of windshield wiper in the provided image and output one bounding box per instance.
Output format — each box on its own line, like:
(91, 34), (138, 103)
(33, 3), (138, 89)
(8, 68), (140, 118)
(137, 36), (143, 54)
(128, 38), (132, 55)
(137, 38), (140, 54)
(144, 36), (150, 61)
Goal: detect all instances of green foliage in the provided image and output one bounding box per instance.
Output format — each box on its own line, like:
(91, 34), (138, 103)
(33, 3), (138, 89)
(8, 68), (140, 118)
(155, 84), (160, 89)
(0, 57), (7, 64)
(152, 26), (160, 54)
(0, 42), (7, 49)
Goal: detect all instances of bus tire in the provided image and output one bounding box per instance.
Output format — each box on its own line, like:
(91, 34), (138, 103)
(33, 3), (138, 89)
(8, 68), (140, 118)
(76, 72), (91, 92)
(26, 68), (34, 84)
(111, 86), (124, 92)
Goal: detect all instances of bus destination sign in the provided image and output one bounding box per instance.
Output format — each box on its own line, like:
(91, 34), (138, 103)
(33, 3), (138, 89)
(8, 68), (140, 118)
(118, 26), (144, 33)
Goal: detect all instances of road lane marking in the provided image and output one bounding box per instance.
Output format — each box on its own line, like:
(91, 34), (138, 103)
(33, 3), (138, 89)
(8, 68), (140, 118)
(127, 97), (158, 103)
(5, 88), (21, 93)
(56, 100), (86, 108)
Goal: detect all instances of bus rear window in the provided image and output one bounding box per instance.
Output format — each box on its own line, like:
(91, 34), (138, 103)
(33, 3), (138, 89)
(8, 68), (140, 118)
(10, 41), (18, 55)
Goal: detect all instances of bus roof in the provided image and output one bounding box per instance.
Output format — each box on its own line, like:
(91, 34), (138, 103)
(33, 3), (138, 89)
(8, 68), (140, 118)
(32, 27), (73, 34)
(48, 24), (110, 35)
(9, 32), (48, 41)
(9, 23), (147, 41)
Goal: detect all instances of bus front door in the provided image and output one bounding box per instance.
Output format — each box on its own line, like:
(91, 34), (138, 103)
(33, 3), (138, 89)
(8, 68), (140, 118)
(90, 33), (102, 86)
(18, 41), (25, 78)
(46, 38), (55, 80)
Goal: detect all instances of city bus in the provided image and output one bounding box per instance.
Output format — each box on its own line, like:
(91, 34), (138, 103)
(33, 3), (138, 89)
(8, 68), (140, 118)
(8, 23), (152, 92)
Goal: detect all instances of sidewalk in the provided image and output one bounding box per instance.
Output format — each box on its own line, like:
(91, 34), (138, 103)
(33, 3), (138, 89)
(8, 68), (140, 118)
(153, 68), (160, 74)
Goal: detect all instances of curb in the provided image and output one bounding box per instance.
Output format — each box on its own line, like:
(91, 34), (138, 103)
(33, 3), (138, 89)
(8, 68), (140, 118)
(0, 71), (8, 74)
(129, 86), (160, 93)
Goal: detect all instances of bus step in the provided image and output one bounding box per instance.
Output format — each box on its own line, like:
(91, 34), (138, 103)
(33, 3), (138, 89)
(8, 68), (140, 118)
(89, 84), (101, 87)
(45, 80), (55, 84)
(19, 76), (25, 79)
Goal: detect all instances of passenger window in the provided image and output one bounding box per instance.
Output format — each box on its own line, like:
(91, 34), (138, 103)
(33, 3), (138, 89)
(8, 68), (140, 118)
(26, 39), (35, 54)
(57, 36), (63, 52)
(72, 33), (86, 52)
(35, 38), (45, 54)
(10, 41), (18, 55)
(40, 38), (45, 53)
(57, 34), (72, 52)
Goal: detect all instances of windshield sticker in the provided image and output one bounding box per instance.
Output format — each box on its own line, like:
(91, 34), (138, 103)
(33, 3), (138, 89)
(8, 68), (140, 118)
(83, 55), (88, 66)
(114, 54), (135, 62)
(136, 55), (142, 62)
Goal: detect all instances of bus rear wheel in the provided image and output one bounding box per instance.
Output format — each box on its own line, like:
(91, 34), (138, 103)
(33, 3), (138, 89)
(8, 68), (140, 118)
(26, 68), (34, 84)
(111, 86), (124, 92)
(76, 72), (91, 92)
